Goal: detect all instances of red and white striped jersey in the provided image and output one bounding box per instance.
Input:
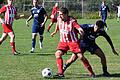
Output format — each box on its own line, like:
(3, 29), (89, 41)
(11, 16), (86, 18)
(0, 5), (16, 26)
(57, 16), (81, 42)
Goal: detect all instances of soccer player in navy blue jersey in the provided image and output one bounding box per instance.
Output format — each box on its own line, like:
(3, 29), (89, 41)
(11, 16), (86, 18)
(99, 0), (110, 31)
(26, 0), (48, 53)
(63, 20), (118, 77)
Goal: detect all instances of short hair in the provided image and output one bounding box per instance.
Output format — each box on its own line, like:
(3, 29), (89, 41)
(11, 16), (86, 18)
(59, 7), (69, 15)
(96, 20), (105, 28)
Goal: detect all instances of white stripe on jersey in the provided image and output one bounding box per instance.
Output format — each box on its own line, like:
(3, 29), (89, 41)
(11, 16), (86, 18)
(58, 17), (78, 42)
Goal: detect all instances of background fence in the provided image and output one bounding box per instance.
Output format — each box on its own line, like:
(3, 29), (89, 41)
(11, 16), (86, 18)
(1, 0), (120, 18)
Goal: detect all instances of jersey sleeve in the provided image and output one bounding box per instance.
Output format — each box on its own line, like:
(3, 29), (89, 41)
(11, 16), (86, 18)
(41, 7), (47, 15)
(0, 5), (6, 14)
(101, 31), (115, 49)
(72, 20), (81, 29)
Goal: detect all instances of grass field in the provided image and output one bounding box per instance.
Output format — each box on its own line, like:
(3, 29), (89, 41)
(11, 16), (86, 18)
(0, 19), (120, 80)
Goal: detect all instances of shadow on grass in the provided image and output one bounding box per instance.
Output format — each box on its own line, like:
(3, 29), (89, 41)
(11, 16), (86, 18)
(65, 73), (120, 79)
(16, 52), (55, 56)
(96, 73), (120, 78)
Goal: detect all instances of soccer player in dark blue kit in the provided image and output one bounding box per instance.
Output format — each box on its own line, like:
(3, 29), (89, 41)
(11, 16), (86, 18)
(26, 0), (48, 53)
(99, 0), (110, 31)
(63, 20), (118, 77)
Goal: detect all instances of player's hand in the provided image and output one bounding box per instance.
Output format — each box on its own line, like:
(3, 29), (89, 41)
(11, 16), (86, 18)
(0, 18), (4, 24)
(20, 14), (24, 18)
(105, 27), (108, 31)
(112, 49), (119, 56)
(26, 21), (29, 27)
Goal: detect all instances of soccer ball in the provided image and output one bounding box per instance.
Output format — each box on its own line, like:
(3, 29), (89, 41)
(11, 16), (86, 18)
(42, 68), (52, 78)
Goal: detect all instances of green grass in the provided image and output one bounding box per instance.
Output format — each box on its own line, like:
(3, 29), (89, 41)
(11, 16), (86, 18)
(0, 19), (120, 80)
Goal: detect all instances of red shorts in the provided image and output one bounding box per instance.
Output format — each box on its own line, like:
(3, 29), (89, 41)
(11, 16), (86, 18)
(51, 18), (57, 23)
(57, 41), (81, 54)
(2, 23), (13, 33)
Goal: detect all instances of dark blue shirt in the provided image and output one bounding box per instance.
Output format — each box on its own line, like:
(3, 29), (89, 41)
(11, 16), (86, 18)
(99, 4), (110, 15)
(31, 6), (46, 26)
(80, 24), (114, 49)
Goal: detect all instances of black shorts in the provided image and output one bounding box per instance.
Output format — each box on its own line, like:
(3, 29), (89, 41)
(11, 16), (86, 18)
(80, 41), (100, 54)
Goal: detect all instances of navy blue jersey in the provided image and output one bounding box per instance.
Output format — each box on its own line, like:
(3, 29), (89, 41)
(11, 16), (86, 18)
(80, 24), (107, 43)
(31, 6), (46, 26)
(79, 24), (114, 53)
(99, 4), (110, 15)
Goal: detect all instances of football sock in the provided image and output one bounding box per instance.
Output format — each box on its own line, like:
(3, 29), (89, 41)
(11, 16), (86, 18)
(10, 42), (16, 53)
(82, 58), (94, 74)
(103, 66), (108, 73)
(47, 26), (51, 31)
(56, 58), (63, 74)
(32, 39), (36, 48)
(40, 36), (43, 42)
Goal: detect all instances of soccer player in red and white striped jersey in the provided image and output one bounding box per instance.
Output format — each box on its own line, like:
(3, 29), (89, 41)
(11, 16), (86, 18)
(51, 7), (95, 78)
(0, 0), (20, 55)
(47, 3), (59, 32)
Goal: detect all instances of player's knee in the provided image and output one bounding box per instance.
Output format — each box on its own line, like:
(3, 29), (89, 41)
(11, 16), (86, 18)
(55, 50), (63, 58)
(77, 53), (84, 60)
(10, 34), (15, 39)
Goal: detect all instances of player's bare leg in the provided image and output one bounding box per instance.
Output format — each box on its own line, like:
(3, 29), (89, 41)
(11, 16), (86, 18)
(53, 50), (64, 78)
(39, 35), (43, 49)
(47, 22), (54, 32)
(95, 48), (110, 77)
(0, 33), (8, 45)
(77, 53), (95, 77)
(30, 33), (37, 53)
(8, 32), (20, 55)
(63, 54), (78, 73)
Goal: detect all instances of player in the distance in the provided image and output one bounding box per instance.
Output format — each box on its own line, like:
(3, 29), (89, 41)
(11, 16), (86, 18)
(99, 0), (110, 31)
(26, 0), (48, 53)
(112, 4), (120, 22)
(0, 0), (23, 55)
(63, 20), (118, 77)
(47, 3), (59, 32)
(51, 7), (95, 78)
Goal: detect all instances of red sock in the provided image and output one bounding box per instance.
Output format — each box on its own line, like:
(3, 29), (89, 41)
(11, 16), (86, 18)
(82, 58), (94, 75)
(47, 26), (51, 31)
(56, 58), (63, 74)
(10, 42), (16, 53)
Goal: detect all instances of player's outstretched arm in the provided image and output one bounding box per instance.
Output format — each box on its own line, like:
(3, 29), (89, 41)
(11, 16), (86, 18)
(103, 32), (118, 56)
(41, 14), (48, 27)
(15, 14), (25, 20)
(50, 22), (58, 37)
(26, 15), (33, 27)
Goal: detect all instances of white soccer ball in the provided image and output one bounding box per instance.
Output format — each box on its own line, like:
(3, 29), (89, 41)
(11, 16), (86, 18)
(42, 68), (52, 78)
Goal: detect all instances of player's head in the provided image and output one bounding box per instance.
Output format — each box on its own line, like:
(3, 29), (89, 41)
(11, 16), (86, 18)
(32, 0), (38, 6)
(102, 0), (106, 5)
(7, 0), (13, 5)
(94, 20), (105, 32)
(58, 7), (69, 21)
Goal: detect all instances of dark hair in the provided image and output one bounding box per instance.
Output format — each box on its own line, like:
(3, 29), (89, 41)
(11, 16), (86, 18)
(59, 7), (69, 15)
(96, 20), (105, 28)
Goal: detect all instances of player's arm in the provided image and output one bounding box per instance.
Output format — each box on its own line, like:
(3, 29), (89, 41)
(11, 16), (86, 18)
(102, 31), (118, 55)
(99, 6), (102, 17)
(41, 13), (48, 27)
(73, 21), (84, 39)
(50, 22), (59, 37)
(26, 15), (33, 27)
(0, 6), (6, 24)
